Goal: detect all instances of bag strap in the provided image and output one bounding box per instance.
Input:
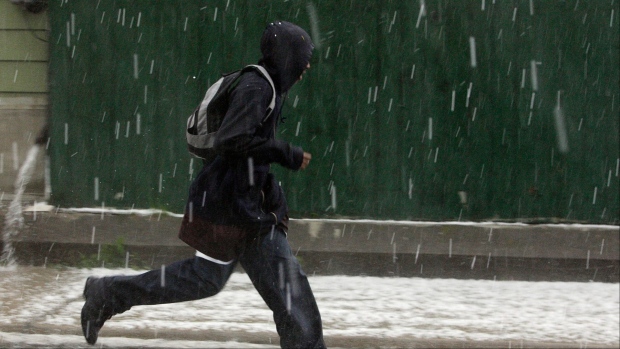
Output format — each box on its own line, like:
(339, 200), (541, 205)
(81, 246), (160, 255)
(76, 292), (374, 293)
(245, 64), (276, 122)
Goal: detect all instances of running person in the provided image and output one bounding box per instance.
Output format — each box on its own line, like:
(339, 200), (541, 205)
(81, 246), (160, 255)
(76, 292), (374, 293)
(81, 21), (325, 348)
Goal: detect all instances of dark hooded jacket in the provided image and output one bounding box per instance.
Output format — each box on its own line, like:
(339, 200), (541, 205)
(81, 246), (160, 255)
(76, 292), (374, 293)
(178, 22), (314, 262)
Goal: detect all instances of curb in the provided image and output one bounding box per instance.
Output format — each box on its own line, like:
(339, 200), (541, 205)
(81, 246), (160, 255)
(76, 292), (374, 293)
(5, 208), (619, 282)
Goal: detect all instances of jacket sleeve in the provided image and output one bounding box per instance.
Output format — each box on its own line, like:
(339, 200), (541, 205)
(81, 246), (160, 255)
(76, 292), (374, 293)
(213, 72), (304, 170)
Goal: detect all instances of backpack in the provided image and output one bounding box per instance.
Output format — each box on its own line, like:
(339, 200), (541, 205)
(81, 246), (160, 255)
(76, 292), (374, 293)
(186, 64), (276, 160)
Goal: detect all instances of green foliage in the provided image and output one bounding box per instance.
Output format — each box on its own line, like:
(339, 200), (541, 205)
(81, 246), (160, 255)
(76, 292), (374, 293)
(77, 238), (128, 269)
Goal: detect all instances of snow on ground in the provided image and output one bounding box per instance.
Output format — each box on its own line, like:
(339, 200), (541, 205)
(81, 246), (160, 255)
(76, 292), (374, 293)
(0, 266), (618, 347)
(0, 331), (277, 349)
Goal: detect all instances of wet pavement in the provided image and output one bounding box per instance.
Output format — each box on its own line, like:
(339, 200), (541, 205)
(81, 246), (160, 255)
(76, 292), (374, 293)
(0, 265), (618, 348)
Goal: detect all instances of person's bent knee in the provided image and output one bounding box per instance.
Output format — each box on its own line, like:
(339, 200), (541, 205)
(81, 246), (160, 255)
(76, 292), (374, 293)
(192, 256), (234, 295)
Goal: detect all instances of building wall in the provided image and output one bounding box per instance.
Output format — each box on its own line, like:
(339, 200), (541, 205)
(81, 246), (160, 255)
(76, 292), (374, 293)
(0, 1), (49, 201)
(46, 0), (619, 223)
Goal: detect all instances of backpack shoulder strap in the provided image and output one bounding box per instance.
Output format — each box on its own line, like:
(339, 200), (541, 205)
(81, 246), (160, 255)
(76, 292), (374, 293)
(244, 64), (277, 122)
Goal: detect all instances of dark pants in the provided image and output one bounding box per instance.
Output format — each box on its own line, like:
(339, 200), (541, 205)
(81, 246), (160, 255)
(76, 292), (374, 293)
(99, 227), (325, 349)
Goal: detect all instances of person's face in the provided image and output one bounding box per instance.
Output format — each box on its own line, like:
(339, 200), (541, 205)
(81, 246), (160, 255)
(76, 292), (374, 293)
(298, 63), (311, 81)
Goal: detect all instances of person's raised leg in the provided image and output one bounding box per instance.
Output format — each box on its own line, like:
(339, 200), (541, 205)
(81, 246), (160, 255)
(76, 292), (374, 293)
(239, 227), (325, 348)
(81, 256), (236, 344)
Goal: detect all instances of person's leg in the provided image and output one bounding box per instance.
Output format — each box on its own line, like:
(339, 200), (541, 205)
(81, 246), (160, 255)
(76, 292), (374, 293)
(96, 256), (235, 310)
(239, 227), (325, 349)
(82, 256), (236, 344)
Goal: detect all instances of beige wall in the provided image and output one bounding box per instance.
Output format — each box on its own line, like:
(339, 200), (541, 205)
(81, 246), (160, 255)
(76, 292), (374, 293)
(0, 1), (49, 201)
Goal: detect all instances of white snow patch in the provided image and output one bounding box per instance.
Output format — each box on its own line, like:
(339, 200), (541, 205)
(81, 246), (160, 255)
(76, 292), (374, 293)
(0, 267), (618, 347)
(53, 207), (620, 230)
(0, 331), (278, 348)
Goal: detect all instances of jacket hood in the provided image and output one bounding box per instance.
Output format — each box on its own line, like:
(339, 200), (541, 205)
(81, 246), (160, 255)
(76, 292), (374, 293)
(258, 21), (314, 93)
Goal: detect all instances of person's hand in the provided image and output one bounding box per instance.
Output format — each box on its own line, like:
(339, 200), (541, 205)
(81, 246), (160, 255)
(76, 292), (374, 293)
(300, 152), (312, 170)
